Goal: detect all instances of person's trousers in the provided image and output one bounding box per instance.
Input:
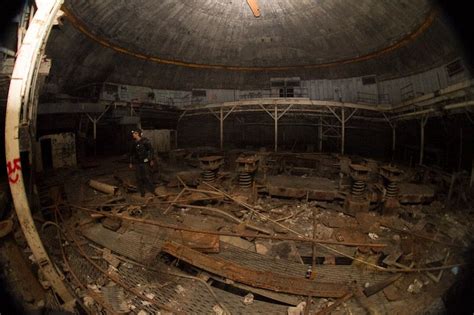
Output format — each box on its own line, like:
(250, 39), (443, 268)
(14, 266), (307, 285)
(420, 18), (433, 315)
(134, 163), (155, 195)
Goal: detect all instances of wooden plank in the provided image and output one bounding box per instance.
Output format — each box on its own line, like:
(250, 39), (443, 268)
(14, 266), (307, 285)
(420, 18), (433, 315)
(246, 0), (261, 17)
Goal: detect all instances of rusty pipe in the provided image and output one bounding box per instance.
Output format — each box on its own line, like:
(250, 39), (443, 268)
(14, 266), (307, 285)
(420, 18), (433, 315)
(88, 179), (118, 195)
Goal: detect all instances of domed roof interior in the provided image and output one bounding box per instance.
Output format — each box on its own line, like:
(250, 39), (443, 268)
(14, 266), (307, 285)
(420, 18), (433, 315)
(45, 0), (464, 90)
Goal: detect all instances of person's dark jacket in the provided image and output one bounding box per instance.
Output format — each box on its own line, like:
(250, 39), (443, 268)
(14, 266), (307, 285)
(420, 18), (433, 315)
(130, 137), (154, 164)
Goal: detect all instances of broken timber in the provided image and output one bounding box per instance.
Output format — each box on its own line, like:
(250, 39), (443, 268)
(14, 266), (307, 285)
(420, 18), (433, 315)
(173, 203), (272, 235)
(161, 241), (349, 298)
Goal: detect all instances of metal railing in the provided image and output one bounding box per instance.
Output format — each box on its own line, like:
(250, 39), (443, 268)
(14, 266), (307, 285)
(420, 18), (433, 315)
(356, 92), (391, 105)
(356, 92), (378, 104)
(378, 93), (391, 104)
(400, 83), (414, 101)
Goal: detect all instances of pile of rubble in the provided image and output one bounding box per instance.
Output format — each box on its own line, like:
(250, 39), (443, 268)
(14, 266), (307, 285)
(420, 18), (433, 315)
(5, 151), (473, 314)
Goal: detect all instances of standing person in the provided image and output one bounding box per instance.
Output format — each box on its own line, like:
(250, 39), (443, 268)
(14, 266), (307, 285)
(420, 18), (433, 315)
(129, 129), (156, 197)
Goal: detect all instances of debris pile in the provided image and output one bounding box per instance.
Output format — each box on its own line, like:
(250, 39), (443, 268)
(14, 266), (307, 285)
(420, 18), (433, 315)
(10, 152), (473, 314)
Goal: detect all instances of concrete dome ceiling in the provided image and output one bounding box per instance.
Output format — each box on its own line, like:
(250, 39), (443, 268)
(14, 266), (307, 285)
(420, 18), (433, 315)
(64, 0), (433, 68)
(45, 0), (463, 90)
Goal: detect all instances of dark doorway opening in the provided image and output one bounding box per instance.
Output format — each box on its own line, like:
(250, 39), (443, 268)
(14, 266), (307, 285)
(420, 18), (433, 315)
(40, 138), (53, 170)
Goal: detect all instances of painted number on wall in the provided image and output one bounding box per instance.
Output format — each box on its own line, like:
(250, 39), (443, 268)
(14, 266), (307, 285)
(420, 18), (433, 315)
(7, 158), (21, 184)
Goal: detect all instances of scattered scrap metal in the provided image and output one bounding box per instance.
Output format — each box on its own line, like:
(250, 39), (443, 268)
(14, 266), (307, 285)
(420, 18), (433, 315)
(23, 152), (473, 314)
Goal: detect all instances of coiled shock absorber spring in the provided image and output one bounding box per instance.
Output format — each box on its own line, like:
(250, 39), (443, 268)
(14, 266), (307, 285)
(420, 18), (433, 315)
(202, 170), (216, 182)
(351, 180), (366, 198)
(239, 172), (252, 188)
(386, 181), (399, 199)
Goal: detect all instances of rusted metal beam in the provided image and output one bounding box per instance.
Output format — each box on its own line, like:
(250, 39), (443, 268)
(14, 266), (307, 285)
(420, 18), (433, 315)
(71, 205), (464, 272)
(161, 241), (349, 298)
(88, 179), (118, 195)
(71, 204), (387, 248)
(169, 230), (220, 253)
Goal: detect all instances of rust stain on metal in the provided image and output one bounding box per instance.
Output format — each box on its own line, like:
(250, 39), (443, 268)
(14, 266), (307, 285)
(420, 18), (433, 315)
(161, 241), (349, 298)
(72, 204), (388, 248)
(170, 230), (220, 253)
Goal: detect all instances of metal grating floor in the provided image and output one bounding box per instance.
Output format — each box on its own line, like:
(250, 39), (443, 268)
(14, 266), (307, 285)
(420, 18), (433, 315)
(44, 226), (288, 314)
(213, 242), (392, 285)
(83, 223), (392, 287)
(82, 223), (162, 262)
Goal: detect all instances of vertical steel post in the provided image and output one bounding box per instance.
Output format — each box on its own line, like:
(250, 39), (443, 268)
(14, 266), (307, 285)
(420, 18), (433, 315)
(220, 107), (224, 150)
(318, 117), (323, 152)
(419, 116), (428, 165)
(458, 127), (463, 171)
(470, 159), (474, 189)
(392, 124), (397, 162)
(392, 125), (396, 152)
(93, 118), (97, 155)
(274, 105), (278, 152)
(341, 107), (345, 155)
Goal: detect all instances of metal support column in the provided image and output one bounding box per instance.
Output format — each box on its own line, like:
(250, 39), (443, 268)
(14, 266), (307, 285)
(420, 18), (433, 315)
(274, 105), (278, 152)
(318, 117), (323, 152)
(419, 115), (428, 165)
(341, 107), (345, 155)
(470, 158), (474, 190)
(382, 113), (396, 160)
(86, 105), (109, 156)
(220, 108), (224, 150)
(209, 106), (236, 150)
(93, 119), (97, 140)
(458, 127), (463, 171)
(258, 103), (292, 153)
(392, 125), (396, 160)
